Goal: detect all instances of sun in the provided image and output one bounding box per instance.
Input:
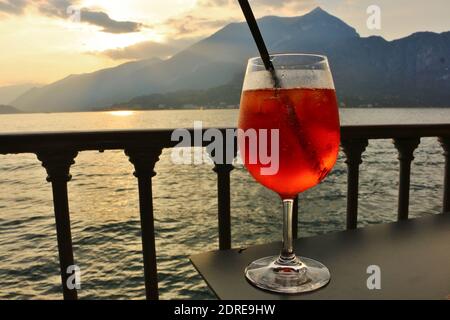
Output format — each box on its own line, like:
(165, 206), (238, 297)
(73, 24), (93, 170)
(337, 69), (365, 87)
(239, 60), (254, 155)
(81, 29), (165, 52)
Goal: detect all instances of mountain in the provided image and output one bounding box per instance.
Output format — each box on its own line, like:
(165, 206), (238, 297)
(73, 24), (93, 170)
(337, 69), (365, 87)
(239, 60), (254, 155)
(12, 58), (162, 112)
(12, 7), (450, 112)
(0, 105), (21, 114)
(0, 83), (39, 105)
(328, 31), (450, 107)
(104, 73), (244, 110)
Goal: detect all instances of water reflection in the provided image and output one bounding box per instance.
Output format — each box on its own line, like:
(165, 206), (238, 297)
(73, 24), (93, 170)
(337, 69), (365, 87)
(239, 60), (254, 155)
(109, 111), (135, 117)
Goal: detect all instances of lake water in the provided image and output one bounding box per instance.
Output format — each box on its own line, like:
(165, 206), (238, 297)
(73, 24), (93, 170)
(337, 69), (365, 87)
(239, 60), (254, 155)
(0, 108), (449, 299)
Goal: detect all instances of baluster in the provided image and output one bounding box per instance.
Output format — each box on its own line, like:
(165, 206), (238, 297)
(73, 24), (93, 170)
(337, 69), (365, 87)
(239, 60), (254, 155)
(126, 147), (163, 300)
(439, 137), (450, 213)
(393, 138), (420, 220)
(341, 139), (368, 230)
(213, 163), (234, 250)
(37, 150), (78, 300)
(208, 133), (236, 251)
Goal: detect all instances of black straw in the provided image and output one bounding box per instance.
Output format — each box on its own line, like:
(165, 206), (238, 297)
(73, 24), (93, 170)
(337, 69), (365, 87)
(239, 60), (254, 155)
(238, 0), (279, 87)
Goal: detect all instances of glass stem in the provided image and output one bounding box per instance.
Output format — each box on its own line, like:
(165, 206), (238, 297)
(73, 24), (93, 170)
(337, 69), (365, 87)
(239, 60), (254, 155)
(278, 199), (297, 264)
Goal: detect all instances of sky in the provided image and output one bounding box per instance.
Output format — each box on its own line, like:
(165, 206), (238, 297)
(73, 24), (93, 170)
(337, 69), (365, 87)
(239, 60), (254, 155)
(0, 0), (449, 86)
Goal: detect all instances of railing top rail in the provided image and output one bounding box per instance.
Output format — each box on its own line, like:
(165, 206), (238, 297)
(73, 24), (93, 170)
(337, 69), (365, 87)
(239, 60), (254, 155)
(341, 123), (450, 139)
(1, 123), (450, 154)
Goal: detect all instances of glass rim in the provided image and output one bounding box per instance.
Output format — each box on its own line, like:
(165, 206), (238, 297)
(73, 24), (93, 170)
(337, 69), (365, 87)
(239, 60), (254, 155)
(248, 53), (328, 68)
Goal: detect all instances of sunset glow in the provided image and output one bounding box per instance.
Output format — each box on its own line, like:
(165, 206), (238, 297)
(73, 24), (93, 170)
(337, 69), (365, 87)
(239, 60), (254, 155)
(0, 0), (449, 86)
(109, 110), (135, 117)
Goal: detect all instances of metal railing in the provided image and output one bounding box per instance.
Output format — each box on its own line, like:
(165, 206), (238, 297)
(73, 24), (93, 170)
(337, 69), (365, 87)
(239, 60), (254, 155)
(1, 124), (449, 300)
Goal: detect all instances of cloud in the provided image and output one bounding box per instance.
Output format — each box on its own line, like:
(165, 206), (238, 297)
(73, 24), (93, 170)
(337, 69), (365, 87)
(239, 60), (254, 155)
(197, 0), (231, 6)
(161, 0), (318, 38)
(39, 1), (143, 33)
(252, 0), (318, 12)
(98, 38), (199, 60)
(37, 0), (73, 16)
(163, 15), (236, 37)
(0, 0), (27, 15)
(0, 0), (143, 33)
(197, 0), (316, 10)
(80, 10), (142, 34)
(1, 0), (319, 36)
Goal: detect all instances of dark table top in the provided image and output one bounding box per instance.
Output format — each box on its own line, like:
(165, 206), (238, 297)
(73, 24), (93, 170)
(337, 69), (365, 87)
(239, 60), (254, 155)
(190, 214), (450, 300)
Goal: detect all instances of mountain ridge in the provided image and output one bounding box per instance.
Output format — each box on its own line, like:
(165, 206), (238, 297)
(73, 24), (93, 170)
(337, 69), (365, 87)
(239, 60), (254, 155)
(0, 83), (41, 105)
(0, 105), (21, 114)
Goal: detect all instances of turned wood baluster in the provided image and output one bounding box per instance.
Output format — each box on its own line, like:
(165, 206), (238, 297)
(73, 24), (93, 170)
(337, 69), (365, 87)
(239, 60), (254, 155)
(37, 150), (78, 300)
(393, 138), (420, 221)
(341, 139), (368, 230)
(126, 147), (163, 300)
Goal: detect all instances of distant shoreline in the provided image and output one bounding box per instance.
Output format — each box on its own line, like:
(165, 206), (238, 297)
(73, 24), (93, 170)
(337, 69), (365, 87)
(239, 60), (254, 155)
(2, 105), (450, 115)
(0, 105), (450, 116)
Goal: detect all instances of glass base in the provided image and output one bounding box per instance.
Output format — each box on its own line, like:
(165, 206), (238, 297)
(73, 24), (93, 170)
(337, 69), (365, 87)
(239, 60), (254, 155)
(245, 255), (330, 294)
